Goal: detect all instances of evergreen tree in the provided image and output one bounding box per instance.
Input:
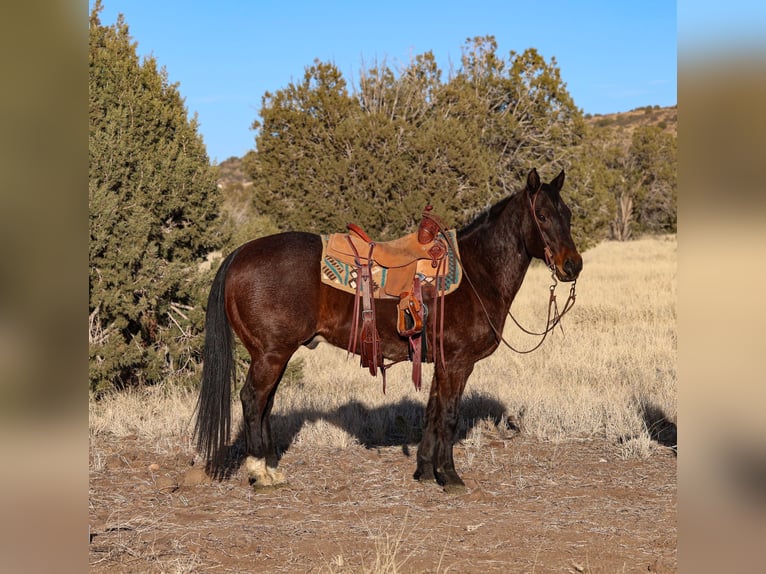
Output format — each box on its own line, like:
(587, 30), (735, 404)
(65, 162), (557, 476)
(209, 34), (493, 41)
(248, 60), (360, 235)
(563, 139), (618, 250)
(596, 124), (677, 240)
(627, 126), (677, 235)
(89, 2), (225, 393)
(247, 36), (591, 242)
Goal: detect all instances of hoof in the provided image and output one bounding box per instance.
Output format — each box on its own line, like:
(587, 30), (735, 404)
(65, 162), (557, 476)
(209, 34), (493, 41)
(436, 469), (467, 494)
(414, 468), (436, 483)
(245, 456), (288, 489)
(443, 482), (467, 495)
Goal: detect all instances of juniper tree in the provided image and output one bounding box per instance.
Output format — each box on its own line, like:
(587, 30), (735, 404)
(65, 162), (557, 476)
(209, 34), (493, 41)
(89, 2), (225, 393)
(246, 37), (592, 243)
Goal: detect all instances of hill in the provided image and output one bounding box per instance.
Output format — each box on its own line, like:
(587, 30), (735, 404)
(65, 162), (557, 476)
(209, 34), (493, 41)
(585, 105), (677, 148)
(216, 154), (252, 190)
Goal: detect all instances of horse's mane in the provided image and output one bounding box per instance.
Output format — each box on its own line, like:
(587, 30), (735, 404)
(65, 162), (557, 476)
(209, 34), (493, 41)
(458, 192), (519, 239)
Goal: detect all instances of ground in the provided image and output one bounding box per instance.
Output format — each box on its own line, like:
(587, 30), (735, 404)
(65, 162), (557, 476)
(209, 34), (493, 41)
(89, 433), (676, 573)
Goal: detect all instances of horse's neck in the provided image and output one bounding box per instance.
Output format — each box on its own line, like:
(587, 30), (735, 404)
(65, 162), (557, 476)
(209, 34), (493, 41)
(458, 192), (532, 306)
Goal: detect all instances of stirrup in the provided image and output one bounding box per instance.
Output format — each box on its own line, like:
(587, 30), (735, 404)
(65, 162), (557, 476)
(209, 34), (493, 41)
(397, 292), (423, 337)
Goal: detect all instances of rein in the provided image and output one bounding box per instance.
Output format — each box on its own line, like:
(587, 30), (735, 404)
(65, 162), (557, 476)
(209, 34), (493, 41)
(503, 267), (577, 354)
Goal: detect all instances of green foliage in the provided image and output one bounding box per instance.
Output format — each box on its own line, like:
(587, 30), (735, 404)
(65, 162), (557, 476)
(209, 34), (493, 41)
(627, 126), (677, 235)
(586, 123), (677, 240)
(561, 143), (616, 251)
(247, 37), (590, 240)
(241, 35), (675, 249)
(220, 186), (279, 249)
(89, 2), (226, 394)
(595, 117), (614, 128)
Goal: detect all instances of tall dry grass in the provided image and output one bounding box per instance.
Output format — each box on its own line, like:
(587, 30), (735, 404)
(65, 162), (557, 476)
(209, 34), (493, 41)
(89, 235), (677, 458)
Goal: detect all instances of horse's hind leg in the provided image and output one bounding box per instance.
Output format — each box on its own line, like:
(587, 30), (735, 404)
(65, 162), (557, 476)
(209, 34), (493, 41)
(240, 355), (291, 488)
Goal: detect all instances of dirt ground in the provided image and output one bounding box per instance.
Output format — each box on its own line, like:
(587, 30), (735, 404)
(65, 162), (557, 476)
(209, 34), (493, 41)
(89, 429), (676, 573)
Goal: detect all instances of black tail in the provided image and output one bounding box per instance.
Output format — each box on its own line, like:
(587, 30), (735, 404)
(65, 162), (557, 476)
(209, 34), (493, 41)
(194, 248), (240, 475)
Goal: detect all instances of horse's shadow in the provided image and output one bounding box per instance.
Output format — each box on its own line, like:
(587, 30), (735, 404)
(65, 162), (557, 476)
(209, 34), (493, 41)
(639, 400), (677, 452)
(216, 393), (508, 479)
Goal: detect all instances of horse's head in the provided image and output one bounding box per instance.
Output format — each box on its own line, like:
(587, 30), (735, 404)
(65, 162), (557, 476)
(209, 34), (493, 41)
(524, 168), (582, 282)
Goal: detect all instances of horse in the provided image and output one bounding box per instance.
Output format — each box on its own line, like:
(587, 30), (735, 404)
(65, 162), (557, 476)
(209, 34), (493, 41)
(194, 167), (582, 493)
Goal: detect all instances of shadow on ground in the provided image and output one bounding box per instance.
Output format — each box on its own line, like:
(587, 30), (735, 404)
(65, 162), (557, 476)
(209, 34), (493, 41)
(639, 400), (677, 451)
(215, 393), (509, 479)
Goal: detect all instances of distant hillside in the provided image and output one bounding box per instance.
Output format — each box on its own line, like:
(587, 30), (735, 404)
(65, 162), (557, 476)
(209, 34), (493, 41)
(585, 105), (677, 147)
(217, 154), (252, 190)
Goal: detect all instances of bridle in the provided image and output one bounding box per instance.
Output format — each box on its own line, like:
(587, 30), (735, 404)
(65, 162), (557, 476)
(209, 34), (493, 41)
(529, 189), (555, 270)
(500, 190), (578, 350)
(441, 187), (578, 355)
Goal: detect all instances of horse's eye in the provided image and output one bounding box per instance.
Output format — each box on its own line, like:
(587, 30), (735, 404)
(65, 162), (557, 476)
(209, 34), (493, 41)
(536, 211), (546, 222)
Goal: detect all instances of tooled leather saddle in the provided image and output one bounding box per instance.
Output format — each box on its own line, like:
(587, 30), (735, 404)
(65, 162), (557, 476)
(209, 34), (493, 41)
(320, 206), (461, 391)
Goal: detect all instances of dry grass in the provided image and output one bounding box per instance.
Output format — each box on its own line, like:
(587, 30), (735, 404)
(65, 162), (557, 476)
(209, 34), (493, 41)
(472, 234), (677, 449)
(89, 251), (678, 573)
(89, 235), (677, 572)
(89, 235), (677, 459)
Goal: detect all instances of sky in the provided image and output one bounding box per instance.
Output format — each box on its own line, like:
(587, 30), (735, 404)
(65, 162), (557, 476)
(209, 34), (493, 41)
(91, 1), (677, 164)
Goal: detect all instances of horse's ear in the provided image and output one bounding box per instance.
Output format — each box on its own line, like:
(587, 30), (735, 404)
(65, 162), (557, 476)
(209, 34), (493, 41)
(526, 168), (541, 193)
(551, 169), (565, 193)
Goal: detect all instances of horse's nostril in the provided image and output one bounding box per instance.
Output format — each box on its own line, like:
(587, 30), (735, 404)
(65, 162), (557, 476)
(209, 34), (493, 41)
(564, 257), (582, 277)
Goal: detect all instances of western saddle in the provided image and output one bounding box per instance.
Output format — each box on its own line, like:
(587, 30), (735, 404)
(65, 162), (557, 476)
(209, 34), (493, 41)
(321, 206), (460, 391)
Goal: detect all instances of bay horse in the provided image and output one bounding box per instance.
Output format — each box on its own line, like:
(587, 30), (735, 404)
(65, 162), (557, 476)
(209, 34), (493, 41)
(195, 168), (582, 492)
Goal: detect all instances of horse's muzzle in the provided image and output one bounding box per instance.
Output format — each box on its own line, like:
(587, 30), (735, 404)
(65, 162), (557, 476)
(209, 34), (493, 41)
(557, 254), (582, 282)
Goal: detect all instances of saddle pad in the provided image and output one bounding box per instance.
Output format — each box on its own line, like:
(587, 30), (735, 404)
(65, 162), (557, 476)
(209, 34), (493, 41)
(320, 229), (462, 299)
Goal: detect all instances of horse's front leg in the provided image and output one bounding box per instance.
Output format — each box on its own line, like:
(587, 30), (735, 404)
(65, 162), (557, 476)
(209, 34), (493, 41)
(414, 379), (440, 483)
(415, 363), (474, 492)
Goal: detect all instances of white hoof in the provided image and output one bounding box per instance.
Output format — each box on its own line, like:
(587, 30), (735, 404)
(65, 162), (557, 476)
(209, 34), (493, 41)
(245, 456), (287, 486)
(245, 456), (272, 485)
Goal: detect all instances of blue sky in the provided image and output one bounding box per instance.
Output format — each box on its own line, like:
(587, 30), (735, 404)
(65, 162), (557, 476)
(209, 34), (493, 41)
(91, 1), (677, 163)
